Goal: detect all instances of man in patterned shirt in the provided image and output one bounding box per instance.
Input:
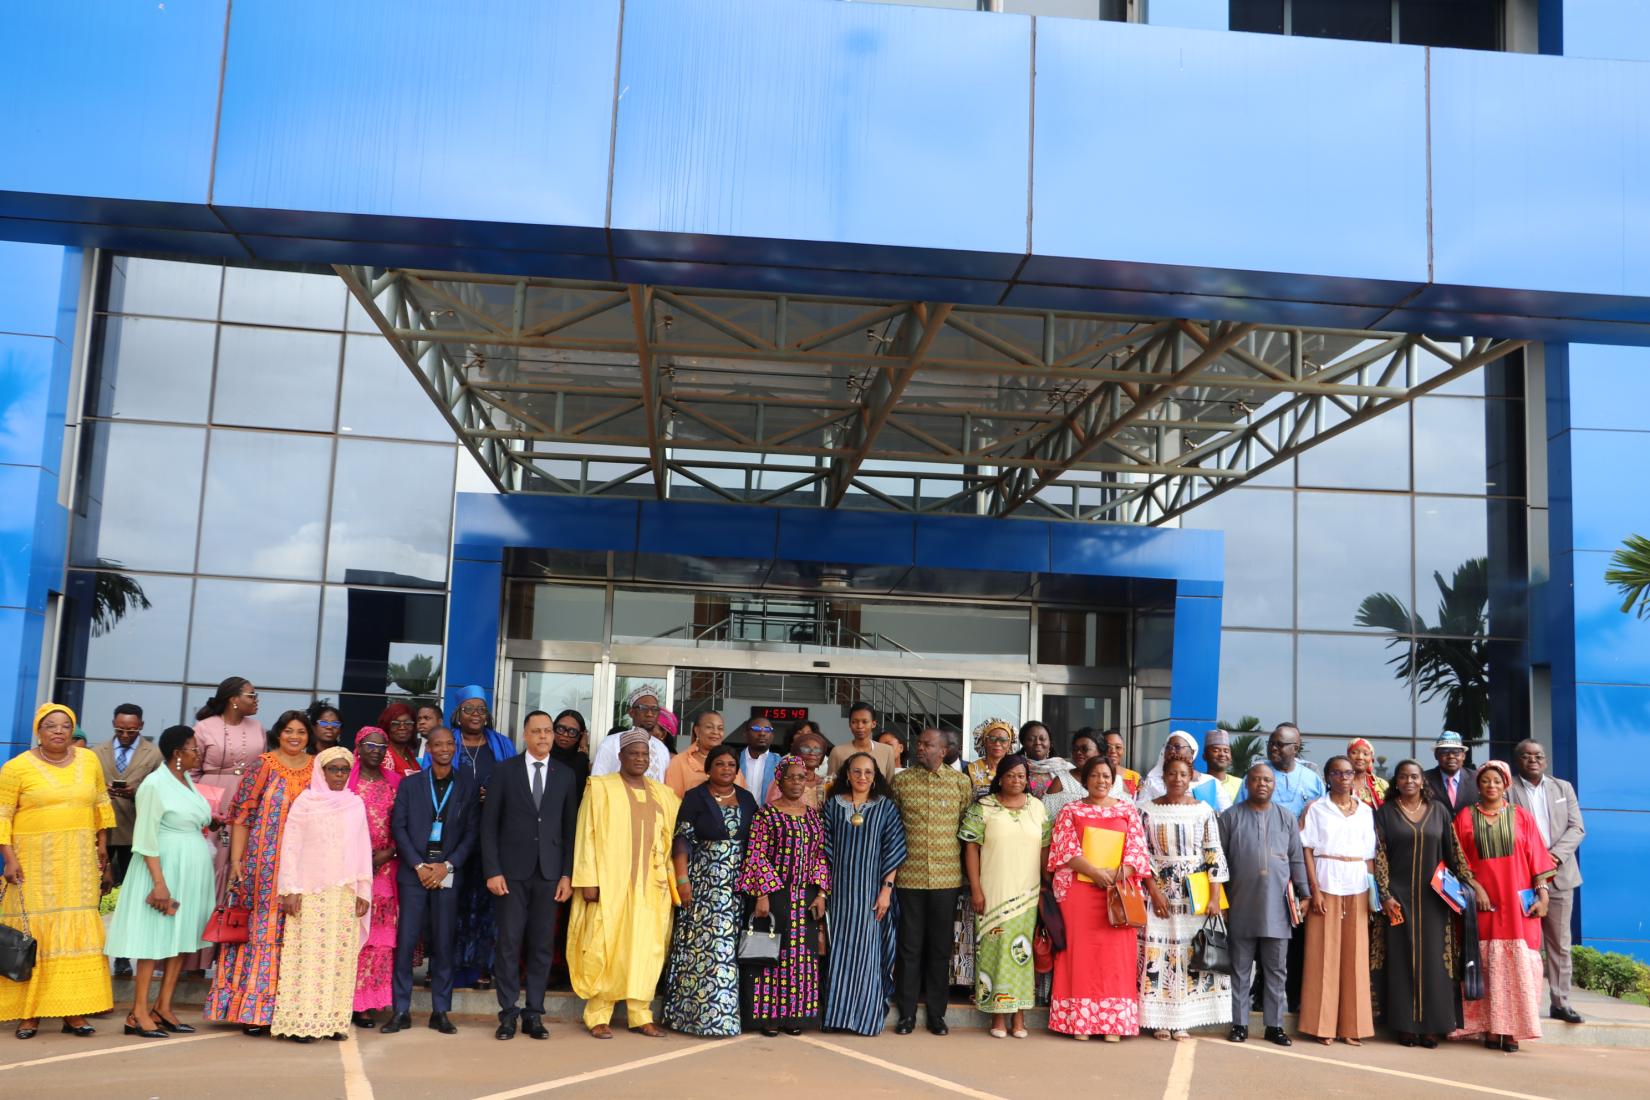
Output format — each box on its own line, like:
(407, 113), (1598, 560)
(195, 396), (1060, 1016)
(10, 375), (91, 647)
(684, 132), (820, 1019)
(889, 727), (973, 1036)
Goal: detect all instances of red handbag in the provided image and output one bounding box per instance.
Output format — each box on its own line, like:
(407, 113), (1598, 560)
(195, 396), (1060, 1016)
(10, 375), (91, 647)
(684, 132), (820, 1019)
(202, 902), (251, 945)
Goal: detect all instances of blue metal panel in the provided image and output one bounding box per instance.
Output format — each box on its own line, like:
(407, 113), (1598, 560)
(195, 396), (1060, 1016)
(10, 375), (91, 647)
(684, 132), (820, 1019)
(1567, 433), (1650, 553)
(0, 1), (223, 212)
(0, 465), (43, 610)
(0, 607), (46, 758)
(1050, 524), (1223, 583)
(446, 557), (503, 707)
(1002, 279), (1397, 330)
(610, 0), (1030, 263)
(1145, 0), (1228, 31)
(1565, 343), (1650, 432)
(455, 494), (637, 558)
(1563, 0), (1650, 61)
(613, 258), (1009, 307)
(243, 235), (615, 283)
(1431, 48), (1650, 300)
(0, 217), (250, 262)
(0, 337), (59, 472)
(1577, 810), (1650, 950)
(1572, 550), (1650, 685)
(1577, 684), (1650, 812)
(1169, 593), (1223, 732)
(638, 501), (778, 561)
(0, 242), (71, 339)
(914, 516), (1049, 575)
(776, 509), (916, 568)
(213, 0), (618, 247)
(1032, 20), (1428, 285)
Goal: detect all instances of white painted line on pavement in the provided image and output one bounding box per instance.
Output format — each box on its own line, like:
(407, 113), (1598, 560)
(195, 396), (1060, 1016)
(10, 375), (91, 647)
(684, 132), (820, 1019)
(1163, 1036), (1197, 1100)
(796, 1034), (1011, 1100)
(468, 1033), (753, 1100)
(0, 1030), (234, 1072)
(1202, 1037), (1556, 1100)
(340, 1031), (374, 1100)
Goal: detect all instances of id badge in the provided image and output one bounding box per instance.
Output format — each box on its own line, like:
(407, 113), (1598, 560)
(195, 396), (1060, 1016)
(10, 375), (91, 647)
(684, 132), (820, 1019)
(429, 821), (444, 844)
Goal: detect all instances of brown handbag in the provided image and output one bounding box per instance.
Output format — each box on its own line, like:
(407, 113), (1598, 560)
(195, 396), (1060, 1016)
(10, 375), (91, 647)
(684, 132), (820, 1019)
(1107, 876), (1148, 928)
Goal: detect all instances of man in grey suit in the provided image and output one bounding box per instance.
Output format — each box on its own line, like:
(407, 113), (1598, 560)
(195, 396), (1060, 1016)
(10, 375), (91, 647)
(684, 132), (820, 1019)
(1507, 739), (1586, 1024)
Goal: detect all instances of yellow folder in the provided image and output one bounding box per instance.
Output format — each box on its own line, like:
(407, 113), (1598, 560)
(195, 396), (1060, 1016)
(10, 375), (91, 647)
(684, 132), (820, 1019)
(1076, 826), (1124, 883)
(1188, 871), (1229, 913)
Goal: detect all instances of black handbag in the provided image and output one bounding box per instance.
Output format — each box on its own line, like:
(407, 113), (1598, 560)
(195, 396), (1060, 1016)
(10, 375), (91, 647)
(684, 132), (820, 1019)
(0, 884), (38, 984)
(1460, 902), (1484, 1001)
(737, 916), (780, 967)
(1037, 882), (1067, 953)
(1190, 910), (1232, 976)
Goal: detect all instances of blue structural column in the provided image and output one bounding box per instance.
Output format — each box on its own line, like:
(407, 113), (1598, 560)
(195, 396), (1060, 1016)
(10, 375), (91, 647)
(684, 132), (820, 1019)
(0, 242), (80, 757)
(1546, 344), (1650, 960)
(1169, 584), (1223, 751)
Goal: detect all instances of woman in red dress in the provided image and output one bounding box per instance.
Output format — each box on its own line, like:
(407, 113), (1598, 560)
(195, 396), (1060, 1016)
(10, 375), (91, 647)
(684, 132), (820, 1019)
(1046, 757), (1152, 1041)
(1453, 759), (1555, 1052)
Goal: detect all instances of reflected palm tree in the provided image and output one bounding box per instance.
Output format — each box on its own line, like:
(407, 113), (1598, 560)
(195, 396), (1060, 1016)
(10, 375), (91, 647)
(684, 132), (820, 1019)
(91, 561), (151, 637)
(1216, 715), (1265, 776)
(1355, 557), (1489, 746)
(1606, 534), (1650, 618)
(387, 653), (441, 697)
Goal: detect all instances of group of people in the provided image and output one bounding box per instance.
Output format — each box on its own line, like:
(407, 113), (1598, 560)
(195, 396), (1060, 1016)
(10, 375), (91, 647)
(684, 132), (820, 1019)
(0, 681), (1586, 1057)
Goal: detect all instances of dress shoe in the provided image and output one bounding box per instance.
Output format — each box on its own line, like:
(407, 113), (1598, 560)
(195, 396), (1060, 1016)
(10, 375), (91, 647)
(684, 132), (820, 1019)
(429, 1012), (457, 1035)
(329, 1033), (348, 1041)
(1228, 1025), (1248, 1043)
(290, 1035), (314, 1044)
(495, 1021), (517, 1040)
(926, 1019), (949, 1037)
(1417, 1035), (1438, 1049)
(630, 1023), (667, 1038)
(783, 1027), (803, 1036)
(351, 1012), (376, 1028)
(242, 1025), (268, 1037)
(1263, 1027), (1292, 1047)
(124, 1014), (169, 1039)
(13, 1026), (36, 1040)
(523, 1018), (549, 1040)
(894, 1016), (916, 1035)
(1551, 1005), (1584, 1024)
(381, 1013), (412, 1034)
(113, 959), (134, 979)
(153, 1012), (195, 1034)
(61, 1021), (97, 1038)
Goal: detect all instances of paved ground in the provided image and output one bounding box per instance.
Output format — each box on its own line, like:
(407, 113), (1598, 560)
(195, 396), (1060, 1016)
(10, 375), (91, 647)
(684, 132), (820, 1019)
(3, 1006), (1646, 1100)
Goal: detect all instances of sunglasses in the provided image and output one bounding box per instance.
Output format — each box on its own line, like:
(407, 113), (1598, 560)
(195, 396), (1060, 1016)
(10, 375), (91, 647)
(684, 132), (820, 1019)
(553, 725), (581, 736)
(357, 741), (387, 751)
(388, 719), (415, 729)
(316, 720), (341, 729)
(749, 725), (773, 734)
(631, 704), (661, 715)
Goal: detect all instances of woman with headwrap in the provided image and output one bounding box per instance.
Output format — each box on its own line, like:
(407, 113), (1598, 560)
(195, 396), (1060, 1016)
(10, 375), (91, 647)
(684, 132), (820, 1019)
(0, 703), (116, 1038)
(739, 754), (831, 1036)
(764, 726), (830, 810)
(203, 710), (316, 1035)
(967, 718), (1016, 798)
(270, 747), (374, 1043)
(1135, 731), (1218, 807)
(346, 729), (401, 1028)
(440, 685), (517, 990)
(661, 744), (759, 1036)
(1347, 738), (1388, 809)
(377, 702), (424, 779)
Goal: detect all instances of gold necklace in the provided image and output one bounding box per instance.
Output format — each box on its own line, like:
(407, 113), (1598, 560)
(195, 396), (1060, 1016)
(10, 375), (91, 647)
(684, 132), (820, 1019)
(849, 796), (870, 826)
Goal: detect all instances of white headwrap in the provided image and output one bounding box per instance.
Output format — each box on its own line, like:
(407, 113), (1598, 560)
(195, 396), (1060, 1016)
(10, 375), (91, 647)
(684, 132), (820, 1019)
(1136, 730), (1210, 803)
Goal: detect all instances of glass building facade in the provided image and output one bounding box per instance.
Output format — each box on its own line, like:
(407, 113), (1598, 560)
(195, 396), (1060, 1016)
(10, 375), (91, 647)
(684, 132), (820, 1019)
(57, 256), (459, 735)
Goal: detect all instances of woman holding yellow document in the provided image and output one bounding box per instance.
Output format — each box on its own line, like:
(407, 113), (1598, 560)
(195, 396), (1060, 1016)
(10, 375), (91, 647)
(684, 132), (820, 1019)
(1046, 758), (1150, 1041)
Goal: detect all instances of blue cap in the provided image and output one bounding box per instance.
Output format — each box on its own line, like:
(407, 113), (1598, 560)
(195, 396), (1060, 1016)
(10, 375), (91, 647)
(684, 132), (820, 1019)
(456, 684), (489, 704)
(1434, 730), (1466, 750)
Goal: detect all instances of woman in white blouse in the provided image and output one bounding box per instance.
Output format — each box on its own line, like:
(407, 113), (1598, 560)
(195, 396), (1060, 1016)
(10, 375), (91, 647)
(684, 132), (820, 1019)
(1299, 754), (1377, 1046)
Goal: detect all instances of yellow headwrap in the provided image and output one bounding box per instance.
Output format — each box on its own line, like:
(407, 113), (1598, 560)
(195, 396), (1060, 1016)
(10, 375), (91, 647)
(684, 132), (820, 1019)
(34, 702), (77, 736)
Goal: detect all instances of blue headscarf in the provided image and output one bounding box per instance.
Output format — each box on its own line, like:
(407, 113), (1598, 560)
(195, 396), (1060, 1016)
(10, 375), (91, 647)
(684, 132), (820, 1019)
(420, 683), (516, 766)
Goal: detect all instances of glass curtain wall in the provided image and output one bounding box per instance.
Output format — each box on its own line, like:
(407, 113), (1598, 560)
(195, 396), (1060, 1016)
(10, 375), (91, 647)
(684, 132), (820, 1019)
(56, 255), (459, 740)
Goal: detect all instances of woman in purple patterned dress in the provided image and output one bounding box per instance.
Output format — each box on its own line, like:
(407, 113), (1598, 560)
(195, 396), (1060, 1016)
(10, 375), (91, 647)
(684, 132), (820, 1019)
(738, 755), (830, 1037)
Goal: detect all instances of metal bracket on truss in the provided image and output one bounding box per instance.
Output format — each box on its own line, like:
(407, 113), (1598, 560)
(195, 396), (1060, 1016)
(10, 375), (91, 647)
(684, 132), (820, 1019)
(335, 265), (1526, 525)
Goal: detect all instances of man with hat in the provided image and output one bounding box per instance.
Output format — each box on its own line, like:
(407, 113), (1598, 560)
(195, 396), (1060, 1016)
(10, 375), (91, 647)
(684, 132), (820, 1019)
(1203, 728), (1242, 811)
(1423, 731), (1478, 815)
(591, 685), (671, 783)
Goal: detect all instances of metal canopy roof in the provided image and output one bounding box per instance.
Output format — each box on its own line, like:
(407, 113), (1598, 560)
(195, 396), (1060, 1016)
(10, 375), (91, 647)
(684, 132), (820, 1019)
(338, 266), (1525, 526)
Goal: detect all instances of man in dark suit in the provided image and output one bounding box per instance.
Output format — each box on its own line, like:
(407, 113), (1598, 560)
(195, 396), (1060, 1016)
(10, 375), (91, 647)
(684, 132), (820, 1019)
(482, 709), (577, 1040)
(1508, 739), (1587, 1023)
(383, 726), (476, 1035)
(1423, 730), (1478, 815)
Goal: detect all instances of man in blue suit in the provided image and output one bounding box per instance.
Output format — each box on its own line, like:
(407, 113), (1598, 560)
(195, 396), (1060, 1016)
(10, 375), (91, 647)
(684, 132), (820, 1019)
(382, 727), (477, 1035)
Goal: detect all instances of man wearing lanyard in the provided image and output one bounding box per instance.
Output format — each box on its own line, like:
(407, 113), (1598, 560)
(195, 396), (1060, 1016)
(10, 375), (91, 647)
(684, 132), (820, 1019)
(384, 727), (478, 1035)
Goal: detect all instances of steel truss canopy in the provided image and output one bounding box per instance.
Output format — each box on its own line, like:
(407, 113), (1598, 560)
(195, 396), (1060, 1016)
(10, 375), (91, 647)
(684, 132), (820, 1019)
(338, 266), (1525, 526)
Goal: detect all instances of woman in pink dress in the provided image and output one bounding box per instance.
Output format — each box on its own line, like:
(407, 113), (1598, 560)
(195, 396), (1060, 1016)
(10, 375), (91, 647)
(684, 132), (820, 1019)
(345, 728), (401, 1028)
(186, 676), (266, 972)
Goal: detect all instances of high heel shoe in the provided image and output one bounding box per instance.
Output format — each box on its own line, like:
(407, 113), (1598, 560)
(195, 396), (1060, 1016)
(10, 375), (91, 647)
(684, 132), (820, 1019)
(13, 1022), (37, 1040)
(61, 1021), (97, 1038)
(124, 1014), (169, 1039)
(152, 1010), (195, 1034)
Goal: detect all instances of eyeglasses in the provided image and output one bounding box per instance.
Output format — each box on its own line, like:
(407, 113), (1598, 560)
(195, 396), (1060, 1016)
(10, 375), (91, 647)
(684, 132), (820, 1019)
(631, 704), (661, 715)
(388, 718), (415, 729)
(749, 725), (773, 735)
(238, 691), (259, 700)
(796, 747), (825, 758)
(357, 741), (387, 752)
(985, 735), (1012, 744)
(553, 725), (581, 737)
(456, 704), (487, 716)
(316, 720), (341, 729)
(1326, 768), (1355, 778)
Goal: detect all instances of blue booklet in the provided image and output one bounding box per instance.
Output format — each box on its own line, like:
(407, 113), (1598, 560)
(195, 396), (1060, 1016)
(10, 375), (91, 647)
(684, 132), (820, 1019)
(1431, 863), (1466, 913)
(1519, 888), (1540, 916)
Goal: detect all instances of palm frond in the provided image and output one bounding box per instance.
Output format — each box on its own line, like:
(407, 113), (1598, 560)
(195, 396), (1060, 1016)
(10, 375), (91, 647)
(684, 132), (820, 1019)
(1605, 534), (1650, 619)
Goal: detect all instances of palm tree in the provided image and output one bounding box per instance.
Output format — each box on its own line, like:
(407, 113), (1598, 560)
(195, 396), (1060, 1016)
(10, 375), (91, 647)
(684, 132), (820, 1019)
(1216, 715), (1266, 776)
(1606, 534), (1650, 618)
(91, 562), (152, 637)
(387, 653), (441, 698)
(1355, 557), (1489, 746)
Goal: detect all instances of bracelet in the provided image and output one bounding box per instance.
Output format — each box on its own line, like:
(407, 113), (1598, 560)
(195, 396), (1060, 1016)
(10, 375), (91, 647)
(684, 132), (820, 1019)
(675, 877), (689, 887)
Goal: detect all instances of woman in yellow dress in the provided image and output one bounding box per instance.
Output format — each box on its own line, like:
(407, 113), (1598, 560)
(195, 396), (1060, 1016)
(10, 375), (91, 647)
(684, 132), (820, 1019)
(0, 703), (117, 1039)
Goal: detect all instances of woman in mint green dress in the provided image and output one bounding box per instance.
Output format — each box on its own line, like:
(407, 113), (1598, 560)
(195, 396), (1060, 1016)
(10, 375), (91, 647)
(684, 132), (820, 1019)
(104, 726), (216, 1039)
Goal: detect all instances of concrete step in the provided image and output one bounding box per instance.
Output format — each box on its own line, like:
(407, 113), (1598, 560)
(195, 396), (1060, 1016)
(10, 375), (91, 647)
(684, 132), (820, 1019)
(103, 976), (1648, 1048)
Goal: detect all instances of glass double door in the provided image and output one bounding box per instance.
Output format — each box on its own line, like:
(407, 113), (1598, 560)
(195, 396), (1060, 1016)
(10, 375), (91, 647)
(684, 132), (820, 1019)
(504, 659), (674, 751)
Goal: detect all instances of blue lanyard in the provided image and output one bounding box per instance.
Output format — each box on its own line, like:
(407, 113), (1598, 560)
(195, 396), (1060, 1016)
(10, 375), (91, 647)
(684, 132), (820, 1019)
(428, 770), (455, 820)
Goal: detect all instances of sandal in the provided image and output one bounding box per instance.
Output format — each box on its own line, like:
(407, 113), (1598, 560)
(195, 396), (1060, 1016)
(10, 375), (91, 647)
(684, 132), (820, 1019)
(1153, 1029), (1171, 1041)
(1171, 1030), (1190, 1042)
(1012, 1028), (1028, 1039)
(1501, 1037), (1519, 1053)
(1072, 1033), (1090, 1041)
(1345, 1038), (1362, 1047)
(990, 1026), (1008, 1039)
(1103, 1034), (1121, 1043)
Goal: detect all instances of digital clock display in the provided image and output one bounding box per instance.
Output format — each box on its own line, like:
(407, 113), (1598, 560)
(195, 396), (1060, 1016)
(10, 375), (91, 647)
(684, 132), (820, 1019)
(751, 706), (810, 722)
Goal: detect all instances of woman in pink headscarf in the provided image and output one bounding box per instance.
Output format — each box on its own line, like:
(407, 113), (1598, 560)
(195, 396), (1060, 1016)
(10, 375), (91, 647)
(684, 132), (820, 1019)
(346, 728), (401, 1029)
(1346, 738), (1388, 809)
(270, 747), (373, 1043)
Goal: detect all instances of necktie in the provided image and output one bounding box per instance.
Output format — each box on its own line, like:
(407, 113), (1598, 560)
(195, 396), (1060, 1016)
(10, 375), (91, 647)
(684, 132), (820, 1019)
(1447, 774), (1458, 803)
(532, 761), (544, 808)
(116, 745), (130, 774)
